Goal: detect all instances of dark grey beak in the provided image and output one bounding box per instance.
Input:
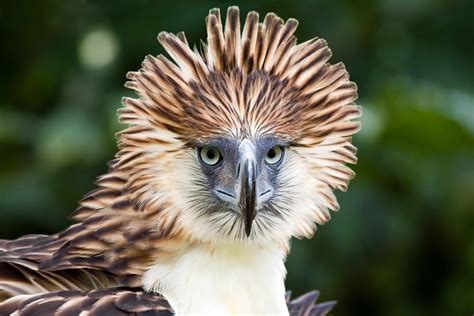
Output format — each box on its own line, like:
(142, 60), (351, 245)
(238, 140), (257, 237)
(240, 158), (256, 237)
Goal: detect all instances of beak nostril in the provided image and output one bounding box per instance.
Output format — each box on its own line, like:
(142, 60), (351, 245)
(236, 163), (241, 178)
(259, 189), (272, 197)
(216, 190), (235, 198)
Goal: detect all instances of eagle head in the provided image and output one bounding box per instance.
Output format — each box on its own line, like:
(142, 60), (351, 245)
(117, 7), (361, 248)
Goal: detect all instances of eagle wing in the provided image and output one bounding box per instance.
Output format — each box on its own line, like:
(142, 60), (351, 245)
(0, 287), (335, 316)
(0, 166), (167, 301)
(0, 287), (172, 316)
(0, 233), (137, 301)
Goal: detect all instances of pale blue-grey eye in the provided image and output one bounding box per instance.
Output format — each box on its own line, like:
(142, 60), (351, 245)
(265, 146), (283, 164)
(199, 147), (221, 165)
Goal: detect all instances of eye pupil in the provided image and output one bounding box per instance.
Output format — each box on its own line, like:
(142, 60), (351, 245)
(207, 150), (215, 159)
(268, 149), (276, 159)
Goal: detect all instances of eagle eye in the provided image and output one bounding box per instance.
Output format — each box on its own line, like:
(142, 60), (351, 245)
(199, 147), (222, 166)
(265, 145), (284, 165)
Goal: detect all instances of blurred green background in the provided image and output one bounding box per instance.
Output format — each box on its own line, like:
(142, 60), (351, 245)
(0, 0), (472, 315)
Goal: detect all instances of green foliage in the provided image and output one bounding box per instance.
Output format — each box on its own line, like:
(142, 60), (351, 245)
(0, 0), (472, 314)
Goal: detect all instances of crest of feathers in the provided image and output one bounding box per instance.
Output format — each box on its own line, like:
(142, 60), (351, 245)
(123, 7), (359, 141)
(0, 6), (360, 307)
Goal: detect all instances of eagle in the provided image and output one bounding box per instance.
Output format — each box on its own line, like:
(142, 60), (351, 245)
(0, 6), (360, 315)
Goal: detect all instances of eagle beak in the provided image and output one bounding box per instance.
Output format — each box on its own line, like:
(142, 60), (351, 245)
(238, 140), (257, 237)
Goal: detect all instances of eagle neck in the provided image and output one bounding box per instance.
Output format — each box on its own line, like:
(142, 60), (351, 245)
(143, 241), (289, 315)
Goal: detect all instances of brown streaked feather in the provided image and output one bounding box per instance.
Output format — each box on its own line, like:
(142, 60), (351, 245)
(206, 9), (225, 71)
(0, 235), (129, 300)
(0, 287), (171, 316)
(224, 6), (241, 69)
(287, 291), (337, 316)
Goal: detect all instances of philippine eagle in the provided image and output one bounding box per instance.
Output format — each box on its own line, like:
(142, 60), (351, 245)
(0, 6), (361, 315)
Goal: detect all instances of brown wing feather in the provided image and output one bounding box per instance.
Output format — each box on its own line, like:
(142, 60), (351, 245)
(0, 287), (172, 316)
(287, 291), (337, 316)
(0, 234), (131, 301)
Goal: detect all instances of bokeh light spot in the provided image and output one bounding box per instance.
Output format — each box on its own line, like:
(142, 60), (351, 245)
(78, 29), (118, 68)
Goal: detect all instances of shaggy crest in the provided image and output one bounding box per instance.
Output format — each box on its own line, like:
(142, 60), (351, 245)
(122, 7), (360, 142)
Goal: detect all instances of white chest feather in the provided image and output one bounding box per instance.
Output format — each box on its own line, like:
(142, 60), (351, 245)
(143, 244), (288, 315)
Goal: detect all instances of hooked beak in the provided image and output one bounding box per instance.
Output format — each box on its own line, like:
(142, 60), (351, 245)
(238, 140), (257, 237)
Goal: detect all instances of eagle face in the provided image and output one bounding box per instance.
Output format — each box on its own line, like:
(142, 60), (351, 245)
(194, 136), (287, 236)
(167, 137), (342, 249)
(160, 124), (343, 246)
(119, 7), (361, 248)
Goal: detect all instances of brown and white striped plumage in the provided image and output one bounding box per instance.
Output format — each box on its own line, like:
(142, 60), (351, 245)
(0, 6), (360, 315)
